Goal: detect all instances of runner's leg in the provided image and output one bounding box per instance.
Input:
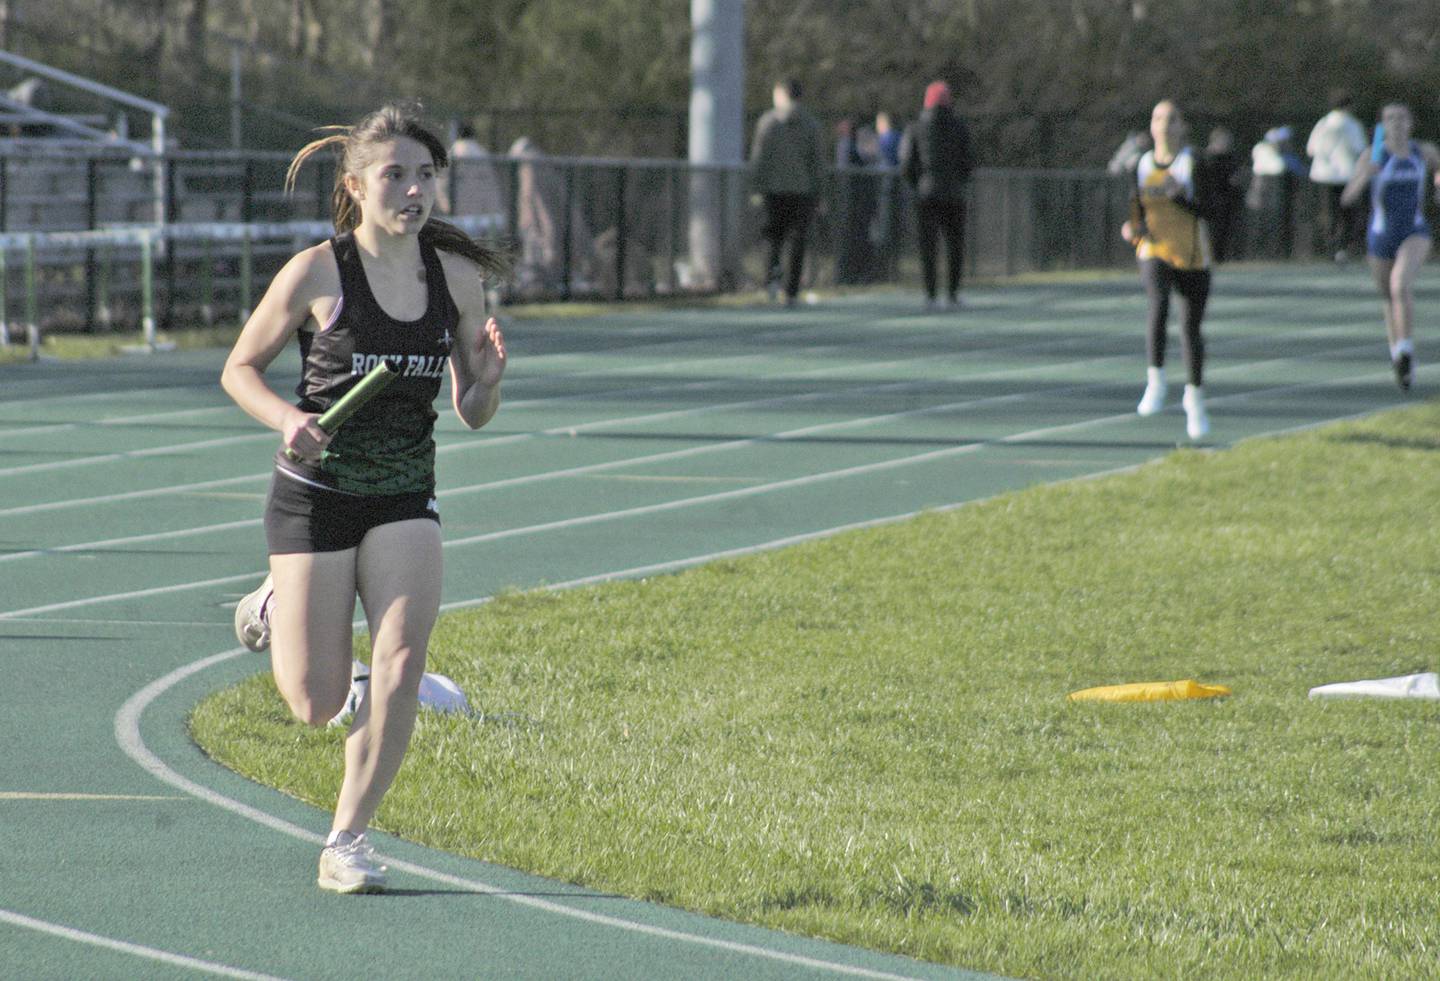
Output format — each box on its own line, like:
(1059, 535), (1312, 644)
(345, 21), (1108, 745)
(269, 550), (360, 726)
(330, 518), (443, 837)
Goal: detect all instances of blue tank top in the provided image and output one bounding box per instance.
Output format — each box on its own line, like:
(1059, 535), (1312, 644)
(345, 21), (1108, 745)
(275, 231), (459, 496)
(1370, 142), (1428, 239)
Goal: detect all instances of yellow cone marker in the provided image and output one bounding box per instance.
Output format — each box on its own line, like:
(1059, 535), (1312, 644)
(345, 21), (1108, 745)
(1067, 679), (1232, 703)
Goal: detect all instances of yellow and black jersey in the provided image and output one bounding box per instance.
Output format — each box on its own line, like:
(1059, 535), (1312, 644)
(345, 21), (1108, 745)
(1130, 147), (1211, 270)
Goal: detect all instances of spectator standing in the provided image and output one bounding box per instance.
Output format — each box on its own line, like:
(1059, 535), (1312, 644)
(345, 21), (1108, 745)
(1247, 126), (1305, 257)
(1202, 127), (1247, 263)
(750, 78), (825, 306)
(833, 118), (878, 285)
(900, 80), (974, 309)
(439, 123), (500, 219)
(875, 111), (901, 167)
(1108, 130), (1152, 177)
(1306, 91), (1369, 261)
(871, 111), (904, 279)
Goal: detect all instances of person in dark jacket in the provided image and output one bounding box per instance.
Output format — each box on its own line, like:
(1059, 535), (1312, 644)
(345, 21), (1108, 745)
(900, 81), (974, 309)
(1200, 126), (1246, 263)
(750, 78), (825, 305)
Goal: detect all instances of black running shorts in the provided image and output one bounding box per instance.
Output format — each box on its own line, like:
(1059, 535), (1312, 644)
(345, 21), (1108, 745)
(264, 470), (439, 554)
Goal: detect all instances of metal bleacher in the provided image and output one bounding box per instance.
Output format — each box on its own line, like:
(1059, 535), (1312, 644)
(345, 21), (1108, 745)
(0, 48), (170, 231)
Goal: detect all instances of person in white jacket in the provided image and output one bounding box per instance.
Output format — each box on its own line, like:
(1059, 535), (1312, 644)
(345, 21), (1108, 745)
(1307, 90), (1368, 261)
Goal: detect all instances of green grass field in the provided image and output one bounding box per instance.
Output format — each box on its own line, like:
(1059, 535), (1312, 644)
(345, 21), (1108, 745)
(191, 399), (1440, 980)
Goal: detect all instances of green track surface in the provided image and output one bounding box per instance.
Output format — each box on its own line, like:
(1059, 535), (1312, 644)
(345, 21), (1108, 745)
(0, 267), (1422, 979)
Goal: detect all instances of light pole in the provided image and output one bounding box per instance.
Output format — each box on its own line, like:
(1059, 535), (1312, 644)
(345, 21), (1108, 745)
(688, 0), (744, 289)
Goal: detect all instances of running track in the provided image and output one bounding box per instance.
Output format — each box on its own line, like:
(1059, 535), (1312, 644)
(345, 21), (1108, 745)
(0, 267), (1418, 979)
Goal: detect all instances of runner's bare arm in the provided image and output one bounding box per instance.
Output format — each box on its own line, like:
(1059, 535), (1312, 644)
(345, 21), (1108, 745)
(221, 242), (340, 460)
(442, 253), (506, 430)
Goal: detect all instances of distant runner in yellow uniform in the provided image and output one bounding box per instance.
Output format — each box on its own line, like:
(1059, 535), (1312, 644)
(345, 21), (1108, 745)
(1122, 99), (1214, 440)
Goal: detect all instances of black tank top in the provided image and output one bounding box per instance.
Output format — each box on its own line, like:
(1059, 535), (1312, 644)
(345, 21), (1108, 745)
(275, 231), (459, 495)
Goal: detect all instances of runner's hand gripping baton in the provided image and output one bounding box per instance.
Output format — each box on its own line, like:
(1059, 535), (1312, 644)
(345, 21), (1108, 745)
(283, 360), (398, 462)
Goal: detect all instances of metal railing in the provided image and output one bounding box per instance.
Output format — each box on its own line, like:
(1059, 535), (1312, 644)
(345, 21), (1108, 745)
(0, 148), (1217, 359)
(0, 215), (505, 357)
(0, 48), (169, 226)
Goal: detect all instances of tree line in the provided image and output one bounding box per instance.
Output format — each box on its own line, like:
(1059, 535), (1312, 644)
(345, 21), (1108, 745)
(2, 0), (1436, 163)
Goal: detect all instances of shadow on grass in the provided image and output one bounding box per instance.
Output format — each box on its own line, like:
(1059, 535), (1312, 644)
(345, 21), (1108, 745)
(1325, 432), (1440, 452)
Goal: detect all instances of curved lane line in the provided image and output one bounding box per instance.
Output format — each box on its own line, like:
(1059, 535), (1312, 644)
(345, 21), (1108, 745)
(105, 381), (1393, 979)
(114, 645), (932, 980)
(0, 908), (292, 981)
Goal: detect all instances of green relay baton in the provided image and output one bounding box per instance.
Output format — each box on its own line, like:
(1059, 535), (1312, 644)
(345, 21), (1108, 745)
(284, 359), (398, 462)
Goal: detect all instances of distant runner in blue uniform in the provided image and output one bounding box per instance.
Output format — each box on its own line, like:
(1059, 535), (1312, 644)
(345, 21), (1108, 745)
(1342, 103), (1440, 390)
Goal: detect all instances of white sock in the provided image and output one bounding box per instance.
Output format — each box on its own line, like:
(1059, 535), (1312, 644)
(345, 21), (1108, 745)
(1394, 338), (1415, 359)
(1147, 366), (1164, 387)
(326, 829), (359, 848)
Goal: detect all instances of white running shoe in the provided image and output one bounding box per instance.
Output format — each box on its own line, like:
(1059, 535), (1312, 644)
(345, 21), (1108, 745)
(317, 833), (387, 895)
(1183, 385), (1210, 440)
(1136, 377), (1167, 416)
(233, 574), (273, 652)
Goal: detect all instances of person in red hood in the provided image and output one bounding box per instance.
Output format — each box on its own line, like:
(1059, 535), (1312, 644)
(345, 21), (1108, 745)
(900, 81), (974, 310)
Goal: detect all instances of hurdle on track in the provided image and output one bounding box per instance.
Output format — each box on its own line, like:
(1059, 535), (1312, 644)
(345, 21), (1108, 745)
(0, 214), (503, 359)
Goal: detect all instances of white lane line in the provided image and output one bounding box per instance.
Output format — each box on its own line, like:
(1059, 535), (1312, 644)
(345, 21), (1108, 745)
(0, 305), (897, 452)
(0, 330), (1102, 515)
(0, 333), (1380, 567)
(439, 361), (1394, 551)
(0, 347), (1112, 563)
(0, 364), (1392, 622)
(0, 572), (261, 621)
(0, 908), (292, 981)
(0, 519), (260, 565)
(99, 368), (1394, 981)
(0, 791), (184, 800)
(0, 311), (837, 416)
(2, 432), (275, 478)
(0, 300), (1374, 505)
(0, 335), (932, 482)
(0, 404), (238, 441)
(0, 618), (226, 627)
(0, 473), (264, 519)
(115, 639), (939, 979)
(0, 340), (837, 443)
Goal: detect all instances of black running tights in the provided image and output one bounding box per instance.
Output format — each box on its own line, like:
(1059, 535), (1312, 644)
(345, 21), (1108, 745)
(1141, 258), (1210, 386)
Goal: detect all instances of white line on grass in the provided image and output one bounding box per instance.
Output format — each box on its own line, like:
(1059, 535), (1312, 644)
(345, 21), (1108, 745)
(0, 908), (292, 981)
